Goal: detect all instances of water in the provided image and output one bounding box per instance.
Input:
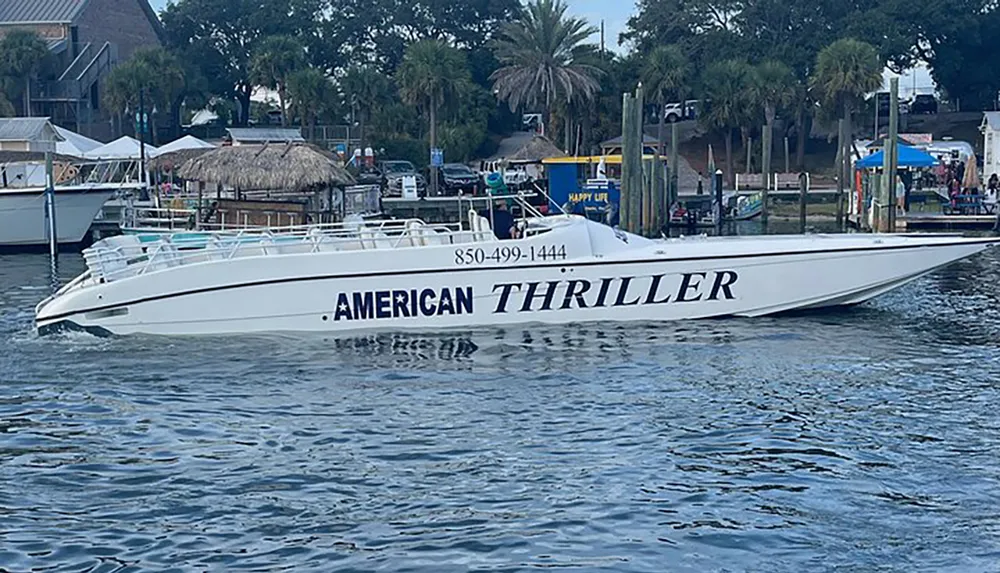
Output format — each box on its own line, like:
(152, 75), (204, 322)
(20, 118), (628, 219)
(3, 252), (1000, 572)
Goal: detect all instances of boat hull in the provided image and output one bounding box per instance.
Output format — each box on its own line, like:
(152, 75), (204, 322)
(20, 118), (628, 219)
(35, 233), (996, 336)
(0, 187), (116, 247)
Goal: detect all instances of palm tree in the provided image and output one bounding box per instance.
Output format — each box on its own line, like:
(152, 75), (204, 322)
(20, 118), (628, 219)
(138, 48), (185, 144)
(752, 61), (797, 129)
(104, 58), (154, 138)
(341, 65), (391, 156)
(642, 44), (690, 157)
(397, 39), (470, 196)
(0, 30), (49, 116)
(490, 0), (603, 138)
(811, 38), (882, 130)
(103, 48), (186, 143)
(287, 67), (333, 139)
(751, 61), (796, 175)
(250, 36), (306, 127)
(700, 60), (754, 187)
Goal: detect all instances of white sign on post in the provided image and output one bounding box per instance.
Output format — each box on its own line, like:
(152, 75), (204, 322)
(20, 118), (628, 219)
(401, 175), (418, 199)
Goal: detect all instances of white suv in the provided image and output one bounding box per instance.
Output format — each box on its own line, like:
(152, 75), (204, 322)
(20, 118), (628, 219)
(663, 100), (700, 122)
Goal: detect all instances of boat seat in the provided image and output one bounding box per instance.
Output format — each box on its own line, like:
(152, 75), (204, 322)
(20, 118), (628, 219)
(474, 216), (496, 241)
(102, 234), (146, 261)
(405, 220), (428, 247)
(84, 235), (148, 280)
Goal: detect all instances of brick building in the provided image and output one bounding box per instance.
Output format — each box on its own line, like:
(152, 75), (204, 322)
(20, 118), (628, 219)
(0, 0), (164, 141)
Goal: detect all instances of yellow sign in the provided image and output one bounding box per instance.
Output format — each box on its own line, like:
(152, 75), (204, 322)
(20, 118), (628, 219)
(568, 192), (609, 203)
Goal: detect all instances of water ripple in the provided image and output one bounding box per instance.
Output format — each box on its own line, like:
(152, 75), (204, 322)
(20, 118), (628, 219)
(3, 252), (1000, 571)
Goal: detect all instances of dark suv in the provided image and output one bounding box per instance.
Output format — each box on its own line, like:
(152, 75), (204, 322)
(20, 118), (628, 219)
(437, 163), (480, 196)
(909, 94), (938, 115)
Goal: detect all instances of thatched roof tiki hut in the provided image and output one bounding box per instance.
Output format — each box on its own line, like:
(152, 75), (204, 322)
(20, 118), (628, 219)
(176, 143), (357, 228)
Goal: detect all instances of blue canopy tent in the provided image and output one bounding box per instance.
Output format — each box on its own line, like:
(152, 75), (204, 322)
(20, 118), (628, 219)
(855, 144), (940, 169)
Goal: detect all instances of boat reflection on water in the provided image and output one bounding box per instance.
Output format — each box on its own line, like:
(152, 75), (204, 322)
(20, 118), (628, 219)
(318, 321), (751, 365)
(329, 330), (481, 361)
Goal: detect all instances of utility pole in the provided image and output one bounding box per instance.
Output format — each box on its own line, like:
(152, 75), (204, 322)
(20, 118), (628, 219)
(138, 87), (147, 191)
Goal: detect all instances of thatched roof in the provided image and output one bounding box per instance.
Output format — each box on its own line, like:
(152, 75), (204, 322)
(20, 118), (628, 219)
(507, 135), (567, 163)
(148, 147), (214, 172)
(0, 150), (79, 164)
(177, 143), (355, 190)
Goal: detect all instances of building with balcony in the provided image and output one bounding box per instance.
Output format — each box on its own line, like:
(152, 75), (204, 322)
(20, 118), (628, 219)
(0, 0), (164, 141)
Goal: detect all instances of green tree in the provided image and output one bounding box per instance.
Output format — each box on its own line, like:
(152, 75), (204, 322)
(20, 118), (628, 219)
(104, 58), (153, 139)
(322, 0), (521, 72)
(700, 59), (754, 186)
(811, 38), (882, 127)
(341, 64), (392, 155)
(103, 48), (186, 143)
(751, 60), (796, 174)
(162, 0), (319, 126)
(751, 61), (796, 128)
(490, 0), (603, 138)
(287, 67), (334, 137)
(397, 39), (470, 195)
(250, 36), (306, 126)
(641, 44), (690, 159)
(924, 5), (1000, 110)
(0, 30), (49, 116)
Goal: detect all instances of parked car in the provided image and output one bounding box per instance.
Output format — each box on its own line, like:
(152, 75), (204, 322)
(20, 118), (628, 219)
(378, 160), (426, 197)
(909, 94), (938, 115)
(437, 163), (480, 195)
(663, 99), (700, 123)
(875, 92), (910, 116)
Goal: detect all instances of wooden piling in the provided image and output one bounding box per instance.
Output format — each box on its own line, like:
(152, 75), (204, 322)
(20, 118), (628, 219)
(631, 86), (644, 234)
(836, 118), (845, 231)
(799, 172), (808, 234)
(670, 121), (679, 207)
(883, 77), (899, 233)
(714, 169), (724, 235)
(784, 136), (790, 174)
(620, 93), (633, 231)
(746, 137), (752, 174)
(761, 126), (771, 225)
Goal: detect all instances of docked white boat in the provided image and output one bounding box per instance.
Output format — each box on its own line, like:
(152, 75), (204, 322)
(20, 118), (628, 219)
(0, 183), (123, 248)
(35, 206), (998, 336)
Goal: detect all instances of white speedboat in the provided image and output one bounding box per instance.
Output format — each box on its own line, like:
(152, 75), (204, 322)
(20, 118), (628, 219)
(0, 183), (120, 248)
(35, 208), (998, 336)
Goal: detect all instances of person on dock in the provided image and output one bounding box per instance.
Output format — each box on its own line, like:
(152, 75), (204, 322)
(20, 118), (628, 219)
(896, 178), (907, 215)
